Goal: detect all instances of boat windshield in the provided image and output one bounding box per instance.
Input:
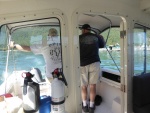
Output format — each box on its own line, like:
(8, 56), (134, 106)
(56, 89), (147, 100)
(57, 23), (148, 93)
(0, 26), (9, 85)
(0, 18), (62, 85)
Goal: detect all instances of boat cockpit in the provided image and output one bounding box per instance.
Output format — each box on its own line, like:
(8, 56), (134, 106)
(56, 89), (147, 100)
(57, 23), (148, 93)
(0, 4), (150, 113)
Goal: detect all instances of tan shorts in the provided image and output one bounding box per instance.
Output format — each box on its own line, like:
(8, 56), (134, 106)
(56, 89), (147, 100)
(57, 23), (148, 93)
(80, 62), (101, 86)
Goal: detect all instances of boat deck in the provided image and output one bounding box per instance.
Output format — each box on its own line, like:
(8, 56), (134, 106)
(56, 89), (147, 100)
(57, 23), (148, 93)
(95, 102), (112, 113)
(82, 102), (113, 113)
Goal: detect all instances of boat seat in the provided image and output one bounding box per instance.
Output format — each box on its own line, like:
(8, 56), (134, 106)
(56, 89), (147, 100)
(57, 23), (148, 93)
(133, 73), (150, 113)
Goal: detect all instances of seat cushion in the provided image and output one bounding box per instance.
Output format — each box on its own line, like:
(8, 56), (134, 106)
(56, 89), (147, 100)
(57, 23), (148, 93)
(133, 104), (150, 113)
(133, 73), (150, 107)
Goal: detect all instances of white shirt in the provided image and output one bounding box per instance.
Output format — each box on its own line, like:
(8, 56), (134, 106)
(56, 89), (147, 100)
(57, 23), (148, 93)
(30, 36), (62, 78)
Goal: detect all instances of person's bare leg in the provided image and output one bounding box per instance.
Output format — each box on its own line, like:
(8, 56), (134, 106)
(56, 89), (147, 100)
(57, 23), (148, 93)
(81, 85), (87, 102)
(90, 84), (96, 106)
(82, 85), (89, 112)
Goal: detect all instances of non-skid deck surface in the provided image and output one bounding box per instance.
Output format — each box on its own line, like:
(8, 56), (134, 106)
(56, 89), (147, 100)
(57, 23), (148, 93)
(82, 102), (113, 113)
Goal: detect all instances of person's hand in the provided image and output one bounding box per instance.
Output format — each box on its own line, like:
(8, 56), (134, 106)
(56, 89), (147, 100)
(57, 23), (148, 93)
(9, 41), (15, 48)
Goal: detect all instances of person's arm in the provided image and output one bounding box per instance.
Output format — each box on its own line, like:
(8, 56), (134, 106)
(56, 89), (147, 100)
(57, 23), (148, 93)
(10, 41), (31, 52)
(98, 35), (105, 48)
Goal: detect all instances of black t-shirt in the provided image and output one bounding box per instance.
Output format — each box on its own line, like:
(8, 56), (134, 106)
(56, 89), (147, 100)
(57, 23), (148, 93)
(79, 32), (105, 66)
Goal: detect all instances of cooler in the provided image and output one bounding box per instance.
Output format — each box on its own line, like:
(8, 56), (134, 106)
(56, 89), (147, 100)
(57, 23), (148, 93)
(40, 95), (51, 113)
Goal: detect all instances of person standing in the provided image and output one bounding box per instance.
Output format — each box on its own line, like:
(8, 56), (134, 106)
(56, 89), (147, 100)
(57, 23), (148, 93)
(79, 24), (105, 113)
(10, 28), (62, 82)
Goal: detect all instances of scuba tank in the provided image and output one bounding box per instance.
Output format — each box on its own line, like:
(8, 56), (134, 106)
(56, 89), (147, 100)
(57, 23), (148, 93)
(51, 68), (68, 113)
(22, 72), (40, 113)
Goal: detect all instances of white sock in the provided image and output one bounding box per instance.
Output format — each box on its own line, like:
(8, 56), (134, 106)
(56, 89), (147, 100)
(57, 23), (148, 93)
(90, 102), (94, 107)
(83, 100), (87, 106)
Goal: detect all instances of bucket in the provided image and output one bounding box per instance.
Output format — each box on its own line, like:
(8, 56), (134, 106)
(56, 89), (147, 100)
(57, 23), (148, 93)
(40, 95), (51, 113)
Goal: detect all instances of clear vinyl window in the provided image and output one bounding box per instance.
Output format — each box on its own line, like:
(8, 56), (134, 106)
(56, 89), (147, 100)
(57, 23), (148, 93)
(0, 18), (62, 83)
(134, 23), (150, 75)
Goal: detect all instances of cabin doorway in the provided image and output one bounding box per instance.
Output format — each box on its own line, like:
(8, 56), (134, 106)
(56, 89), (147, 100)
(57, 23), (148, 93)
(76, 13), (127, 113)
